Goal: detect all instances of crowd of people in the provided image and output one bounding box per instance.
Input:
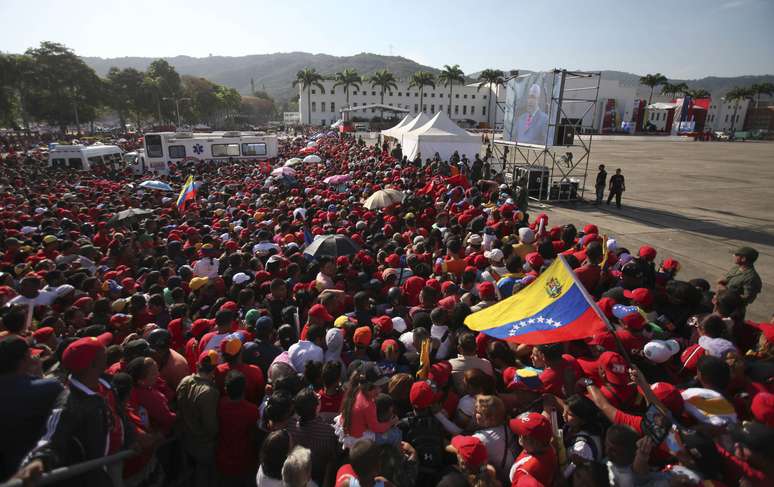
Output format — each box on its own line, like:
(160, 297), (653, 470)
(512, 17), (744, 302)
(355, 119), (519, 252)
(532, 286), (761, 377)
(0, 128), (771, 487)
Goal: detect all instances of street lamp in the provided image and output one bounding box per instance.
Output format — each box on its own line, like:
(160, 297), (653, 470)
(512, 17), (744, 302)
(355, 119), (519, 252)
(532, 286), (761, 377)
(163, 97), (192, 128)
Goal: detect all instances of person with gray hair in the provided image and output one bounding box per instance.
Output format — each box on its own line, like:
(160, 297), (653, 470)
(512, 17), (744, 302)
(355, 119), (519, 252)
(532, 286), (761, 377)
(281, 446), (318, 487)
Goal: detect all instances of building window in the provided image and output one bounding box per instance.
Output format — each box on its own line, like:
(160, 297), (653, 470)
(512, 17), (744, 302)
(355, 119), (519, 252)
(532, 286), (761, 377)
(423, 104), (427, 112)
(320, 87), (325, 94)
(331, 89), (335, 95)
(311, 90), (316, 94)
(463, 105), (467, 115)
(725, 114), (729, 122)
(439, 105), (443, 112)
(482, 106), (486, 116)
(431, 93), (435, 97)
(483, 95), (487, 99)
(736, 115), (740, 122)
(414, 104), (419, 112)
(430, 104), (435, 112)
(389, 92), (393, 96)
(168, 145), (186, 158)
(331, 102), (335, 112)
(471, 106), (475, 115)
(372, 108), (375, 113)
(212, 143), (240, 157)
(472, 95), (476, 99)
(463, 94), (468, 99)
(454, 105), (459, 114)
(241, 143), (267, 156)
(439, 93), (443, 98)
(415, 93), (419, 97)
(353, 102), (358, 107)
(321, 102), (326, 113)
(455, 94), (460, 98)
(311, 102), (316, 112)
(398, 92), (402, 96)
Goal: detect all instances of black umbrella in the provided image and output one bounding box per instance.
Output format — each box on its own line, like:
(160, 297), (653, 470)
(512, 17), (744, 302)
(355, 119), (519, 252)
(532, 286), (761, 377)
(303, 234), (361, 259)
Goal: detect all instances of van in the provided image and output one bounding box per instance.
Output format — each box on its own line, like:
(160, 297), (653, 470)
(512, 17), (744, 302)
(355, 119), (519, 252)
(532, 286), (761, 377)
(48, 144), (123, 171)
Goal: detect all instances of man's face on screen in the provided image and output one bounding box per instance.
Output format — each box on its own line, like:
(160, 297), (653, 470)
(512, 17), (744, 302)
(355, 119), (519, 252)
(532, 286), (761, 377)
(527, 92), (538, 112)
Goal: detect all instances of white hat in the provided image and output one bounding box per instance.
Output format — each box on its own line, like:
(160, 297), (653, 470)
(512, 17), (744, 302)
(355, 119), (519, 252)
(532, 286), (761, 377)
(392, 317), (407, 333)
(232, 272), (251, 285)
(54, 284), (75, 297)
(606, 238), (618, 252)
(484, 248), (504, 262)
(518, 227), (536, 244)
(467, 234), (483, 246)
(413, 235), (425, 245)
(698, 336), (737, 358)
(643, 339), (680, 363)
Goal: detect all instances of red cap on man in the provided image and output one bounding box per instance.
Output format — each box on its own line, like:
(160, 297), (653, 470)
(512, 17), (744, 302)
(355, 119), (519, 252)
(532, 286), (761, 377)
(597, 351), (629, 385)
(62, 333), (112, 373)
(409, 381), (437, 410)
(509, 412), (552, 444)
(308, 304), (334, 323)
(449, 435), (488, 469)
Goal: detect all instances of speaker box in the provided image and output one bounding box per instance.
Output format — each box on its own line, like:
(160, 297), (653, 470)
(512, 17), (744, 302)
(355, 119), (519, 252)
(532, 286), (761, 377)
(555, 125), (575, 146)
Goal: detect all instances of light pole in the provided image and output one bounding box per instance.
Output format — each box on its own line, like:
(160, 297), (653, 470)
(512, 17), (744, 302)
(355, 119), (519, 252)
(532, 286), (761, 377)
(163, 97), (191, 128)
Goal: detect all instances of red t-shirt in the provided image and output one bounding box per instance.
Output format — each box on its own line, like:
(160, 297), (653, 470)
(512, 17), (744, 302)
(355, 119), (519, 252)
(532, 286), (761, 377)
(574, 264), (601, 293)
(539, 355), (585, 398)
(215, 362), (265, 405)
(184, 337), (199, 374)
(510, 448), (557, 487)
(215, 398), (260, 476)
(318, 388), (344, 415)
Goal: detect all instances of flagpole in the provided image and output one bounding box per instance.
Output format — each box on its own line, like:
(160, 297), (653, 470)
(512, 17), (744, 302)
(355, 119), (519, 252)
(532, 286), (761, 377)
(556, 255), (634, 364)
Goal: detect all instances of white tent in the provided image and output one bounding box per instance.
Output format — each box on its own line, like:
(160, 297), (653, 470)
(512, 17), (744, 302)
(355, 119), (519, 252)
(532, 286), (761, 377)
(402, 111), (482, 162)
(380, 114), (412, 139)
(385, 112), (431, 145)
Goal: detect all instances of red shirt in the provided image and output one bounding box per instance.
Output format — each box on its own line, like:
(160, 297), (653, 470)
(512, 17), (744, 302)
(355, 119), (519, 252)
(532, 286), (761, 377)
(215, 362), (265, 405)
(129, 385), (177, 435)
(335, 464), (359, 487)
(510, 448), (557, 487)
(574, 264), (601, 293)
(215, 398), (259, 476)
(318, 388), (344, 415)
(539, 355), (585, 398)
(184, 337), (200, 374)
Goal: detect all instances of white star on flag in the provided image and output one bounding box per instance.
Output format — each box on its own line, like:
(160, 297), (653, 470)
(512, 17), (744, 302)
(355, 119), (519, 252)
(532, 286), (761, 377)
(536, 317), (545, 323)
(545, 318), (555, 326)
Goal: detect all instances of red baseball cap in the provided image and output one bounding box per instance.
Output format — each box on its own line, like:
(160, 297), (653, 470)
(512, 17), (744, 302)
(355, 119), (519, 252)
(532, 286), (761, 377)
(409, 380), (437, 409)
(583, 224), (598, 235)
(624, 288), (653, 308)
(308, 304), (334, 322)
(509, 412), (552, 444)
(477, 281), (496, 300)
(62, 332), (112, 373)
(198, 349), (219, 367)
(428, 361), (452, 387)
(597, 351), (629, 385)
(621, 312), (647, 331)
(371, 315), (393, 334)
(32, 326), (55, 344)
(749, 321), (774, 344)
(353, 326), (373, 347)
(220, 301), (239, 312)
(450, 435), (488, 469)
(751, 392), (774, 427)
(380, 339), (399, 355)
(651, 382), (684, 416)
(596, 297), (616, 319)
(639, 245), (657, 261)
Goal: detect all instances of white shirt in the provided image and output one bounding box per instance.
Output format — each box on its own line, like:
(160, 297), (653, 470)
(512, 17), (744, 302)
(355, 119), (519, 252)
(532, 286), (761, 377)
(474, 425), (515, 479)
(431, 324), (452, 359)
(288, 340), (324, 374)
(193, 258), (220, 279)
(6, 290), (59, 307)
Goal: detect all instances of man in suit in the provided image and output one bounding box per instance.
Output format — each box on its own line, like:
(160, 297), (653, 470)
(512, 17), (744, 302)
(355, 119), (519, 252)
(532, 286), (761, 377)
(516, 83), (549, 144)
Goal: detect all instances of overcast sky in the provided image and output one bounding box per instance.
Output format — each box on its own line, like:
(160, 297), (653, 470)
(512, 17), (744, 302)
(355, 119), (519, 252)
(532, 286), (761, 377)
(2, 0), (772, 79)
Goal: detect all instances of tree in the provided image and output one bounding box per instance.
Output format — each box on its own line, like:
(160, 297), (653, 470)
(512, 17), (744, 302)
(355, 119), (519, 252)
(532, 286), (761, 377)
(408, 71), (436, 116)
(146, 59), (182, 123)
(439, 64), (465, 117)
(751, 82), (774, 108)
(23, 42), (104, 133)
(660, 82), (689, 100)
(292, 68), (325, 125)
(725, 86), (754, 132)
(333, 68), (362, 109)
(639, 73), (668, 105)
(106, 67), (149, 130)
(685, 88), (710, 99)
(477, 69), (505, 129)
(0, 53), (35, 130)
(369, 69), (398, 119)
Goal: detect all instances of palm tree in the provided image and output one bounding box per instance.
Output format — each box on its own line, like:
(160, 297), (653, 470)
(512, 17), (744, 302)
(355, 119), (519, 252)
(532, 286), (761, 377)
(639, 73), (668, 105)
(438, 64), (465, 117)
(477, 69), (505, 130)
(725, 86), (754, 132)
(292, 68), (324, 125)
(751, 82), (774, 108)
(333, 68), (362, 109)
(660, 82), (689, 100)
(369, 69), (398, 119)
(685, 88), (710, 99)
(408, 71), (436, 115)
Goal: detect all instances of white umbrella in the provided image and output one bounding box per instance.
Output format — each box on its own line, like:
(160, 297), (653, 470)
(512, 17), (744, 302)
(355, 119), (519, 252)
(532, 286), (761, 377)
(271, 166), (296, 177)
(303, 154), (322, 164)
(138, 180), (174, 192)
(284, 157), (303, 167)
(363, 189), (405, 209)
(306, 141), (317, 147)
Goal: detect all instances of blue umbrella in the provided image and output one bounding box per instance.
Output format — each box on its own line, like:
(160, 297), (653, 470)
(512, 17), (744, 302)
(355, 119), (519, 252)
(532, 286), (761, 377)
(138, 180), (174, 192)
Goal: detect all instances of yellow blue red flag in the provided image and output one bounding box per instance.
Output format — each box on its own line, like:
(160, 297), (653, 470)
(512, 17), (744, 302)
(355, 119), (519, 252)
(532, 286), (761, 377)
(465, 256), (607, 345)
(176, 176), (197, 211)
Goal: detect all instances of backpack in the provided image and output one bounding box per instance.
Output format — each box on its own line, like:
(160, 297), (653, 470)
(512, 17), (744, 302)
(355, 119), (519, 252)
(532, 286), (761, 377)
(403, 413), (446, 473)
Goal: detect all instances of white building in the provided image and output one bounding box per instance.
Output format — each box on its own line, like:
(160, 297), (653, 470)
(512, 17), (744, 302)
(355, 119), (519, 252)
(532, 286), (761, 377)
(298, 79), (505, 128)
(705, 97), (750, 132)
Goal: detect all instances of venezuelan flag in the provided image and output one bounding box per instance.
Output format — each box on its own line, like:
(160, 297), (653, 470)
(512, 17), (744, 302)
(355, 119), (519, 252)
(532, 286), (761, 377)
(176, 176), (197, 211)
(465, 256), (607, 345)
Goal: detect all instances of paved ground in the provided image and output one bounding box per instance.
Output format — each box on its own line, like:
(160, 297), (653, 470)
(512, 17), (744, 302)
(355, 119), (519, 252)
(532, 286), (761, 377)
(530, 138), (774, 321)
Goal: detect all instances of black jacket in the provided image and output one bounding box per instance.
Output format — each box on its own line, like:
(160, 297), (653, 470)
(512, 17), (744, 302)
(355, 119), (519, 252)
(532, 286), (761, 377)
(23, 378), (116, 487)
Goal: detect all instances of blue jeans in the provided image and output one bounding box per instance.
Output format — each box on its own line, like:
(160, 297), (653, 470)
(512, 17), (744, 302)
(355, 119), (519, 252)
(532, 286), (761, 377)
(595, 185), (604, 203)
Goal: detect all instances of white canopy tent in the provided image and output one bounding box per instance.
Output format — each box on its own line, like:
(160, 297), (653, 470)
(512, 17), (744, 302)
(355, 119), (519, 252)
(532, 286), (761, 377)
(386, 112), (431, 145)
(401, 111), (482, 162)
(380, 114), (412, 139)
